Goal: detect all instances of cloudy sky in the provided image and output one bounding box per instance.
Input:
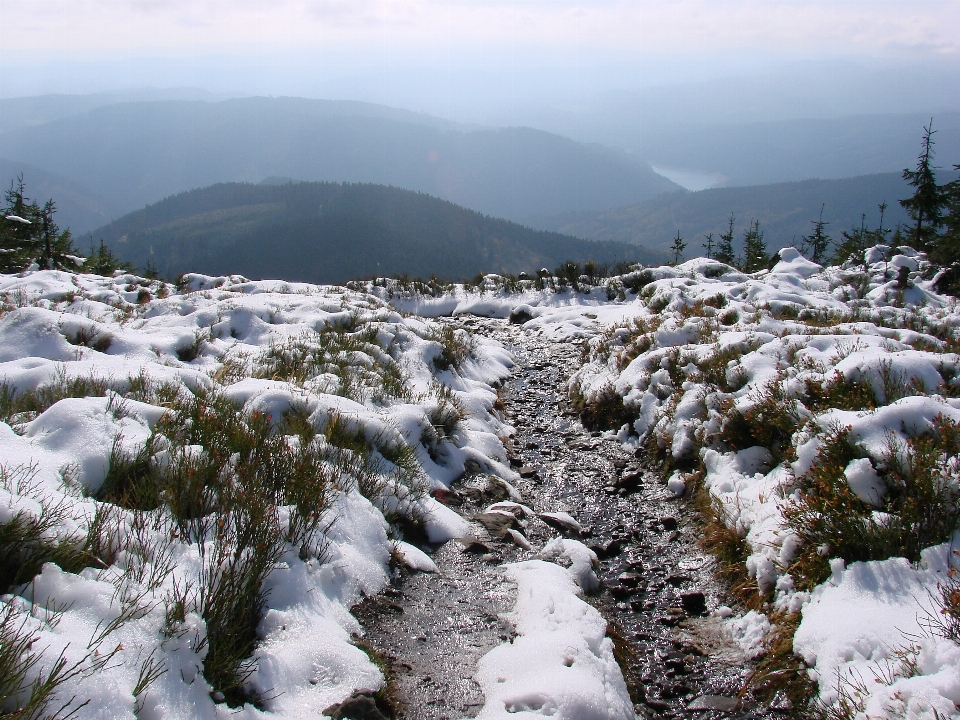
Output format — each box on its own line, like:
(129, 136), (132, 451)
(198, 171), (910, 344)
(1, 1), (959, 109)
(3, 0), (959, 57)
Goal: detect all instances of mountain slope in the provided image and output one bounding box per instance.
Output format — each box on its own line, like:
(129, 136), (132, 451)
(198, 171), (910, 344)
(526, 172), (959, 255)
(91, 181), (664, 282)
(0, 96), (680, 231)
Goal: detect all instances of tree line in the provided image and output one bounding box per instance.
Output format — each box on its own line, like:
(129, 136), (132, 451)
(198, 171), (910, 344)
(667, 119), (958, 285)
(0, 175), (130, 276)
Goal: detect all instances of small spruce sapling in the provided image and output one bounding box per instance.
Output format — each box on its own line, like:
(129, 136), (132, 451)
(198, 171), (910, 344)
(801, 205), (831, 264)
(670, 231), (686, 265)
(702, 232), (715, 260)
(741, 220), (769, 273)
(715, 215), (736, 267)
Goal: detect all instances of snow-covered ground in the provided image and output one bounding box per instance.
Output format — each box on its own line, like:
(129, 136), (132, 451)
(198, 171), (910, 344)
(0, 270), (523, 719)
(3, 244), (960, 719)
(364, 245), (960, 717)
(532, 247), (959, 718)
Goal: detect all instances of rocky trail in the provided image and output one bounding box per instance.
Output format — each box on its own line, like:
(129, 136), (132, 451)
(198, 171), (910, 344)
(356, 317), (770, 719)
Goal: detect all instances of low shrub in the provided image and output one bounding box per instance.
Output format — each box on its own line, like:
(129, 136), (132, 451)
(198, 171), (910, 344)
(718, 380), (804, 464)
(572, 383), (634, 432)
(784, 417), (960, 589)
(0, 370), (110, 425)
(429, 325), (473, 372)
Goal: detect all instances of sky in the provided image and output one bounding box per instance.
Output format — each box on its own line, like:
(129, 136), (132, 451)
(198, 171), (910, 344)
(1, 1), (959, 118)
(3, 1), (959, 58)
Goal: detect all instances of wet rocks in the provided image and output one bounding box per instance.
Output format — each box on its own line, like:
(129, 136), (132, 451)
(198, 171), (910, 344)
(680, 591), (707, 615)
(687, 695), (740, 712)
(537, 511), (583, 536)
(616, 469), (644, 491)
(587, 537), (624, 559)
(472, 511), (522, 537)
(323, 691), (390, 720)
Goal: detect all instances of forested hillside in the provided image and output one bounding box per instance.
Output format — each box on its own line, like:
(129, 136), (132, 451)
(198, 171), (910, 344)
(527, 171), (960, 255)
(91, 181), (663, 282)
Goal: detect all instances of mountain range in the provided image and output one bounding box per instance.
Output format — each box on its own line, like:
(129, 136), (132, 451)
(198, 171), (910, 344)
(0, 96), (679, 233)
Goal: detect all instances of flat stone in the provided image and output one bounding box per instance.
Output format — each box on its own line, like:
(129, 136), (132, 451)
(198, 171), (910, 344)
(687, 695), (740, 712)
(518, 466), (537, 478)
(472, 511), (520, 536)
(459, 539), (492, 554)
(588, 538), (624, 559)
(659, 682), (691, 699)
(538, 511), (583, 536)
(666, 574), (692, 587)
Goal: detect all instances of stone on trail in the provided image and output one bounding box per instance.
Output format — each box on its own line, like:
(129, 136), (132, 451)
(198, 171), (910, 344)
(680, 591), (707, 615)
(472, 510), (521, 536)
(507, 528), (533, 550)
(323, 692), (390, 720)
(537, 511), (583, 536)
(686, 695), (740, 711)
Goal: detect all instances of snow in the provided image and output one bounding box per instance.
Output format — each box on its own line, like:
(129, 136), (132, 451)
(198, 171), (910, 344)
(0, 269), (517, 719)
(793, 544), (960, 720)
(511, 244), (960, 717)
(472, 559), (633, 720)
(3, 243), (959, 719)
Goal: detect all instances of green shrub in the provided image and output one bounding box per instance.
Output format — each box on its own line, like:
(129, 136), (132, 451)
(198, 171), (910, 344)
(430, 325), (473, 372)
(784, 417), (960, 589)
(718, 379), (804, 463)
(0, 370), (110, 425)
(572, 383), (634, 432)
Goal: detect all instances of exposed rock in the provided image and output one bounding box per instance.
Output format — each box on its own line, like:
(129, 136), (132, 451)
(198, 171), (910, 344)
(323, 692), (389, 720)
(587, 538), (624, 559)
(686, 695), (739, 711)
(660, 516), (678, 531)
(472, 511), (521, 536)
(616, 470), (644, 490)
(509, 306), (534, 324)
(680, 591), (707, 615)
(538, 511), (583, 536)
(506, 528), (533, 550)
(458, 538), (492, 554)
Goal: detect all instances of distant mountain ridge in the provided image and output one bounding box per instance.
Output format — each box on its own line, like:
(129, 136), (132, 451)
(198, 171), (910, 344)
(0, 95), (680, 232)
(91, 181), (665, 283)
(525, 172), (960, 255)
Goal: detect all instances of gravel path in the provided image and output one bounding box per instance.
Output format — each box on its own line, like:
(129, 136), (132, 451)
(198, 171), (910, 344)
(356, 317), (769, 719)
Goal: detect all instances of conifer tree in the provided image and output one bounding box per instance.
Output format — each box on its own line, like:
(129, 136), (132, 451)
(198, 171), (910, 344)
(801, 204), (831, 264)
(1, 177), (79, 272)
(833, 214), (868, 265)
(670, 231), (686, 264)
(715, 215), (736, 266)
(901, 119), (946, 250)
(742, 219), (769, 273)
(933, 165), (960, 268)
(702, 232), (715, 260)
